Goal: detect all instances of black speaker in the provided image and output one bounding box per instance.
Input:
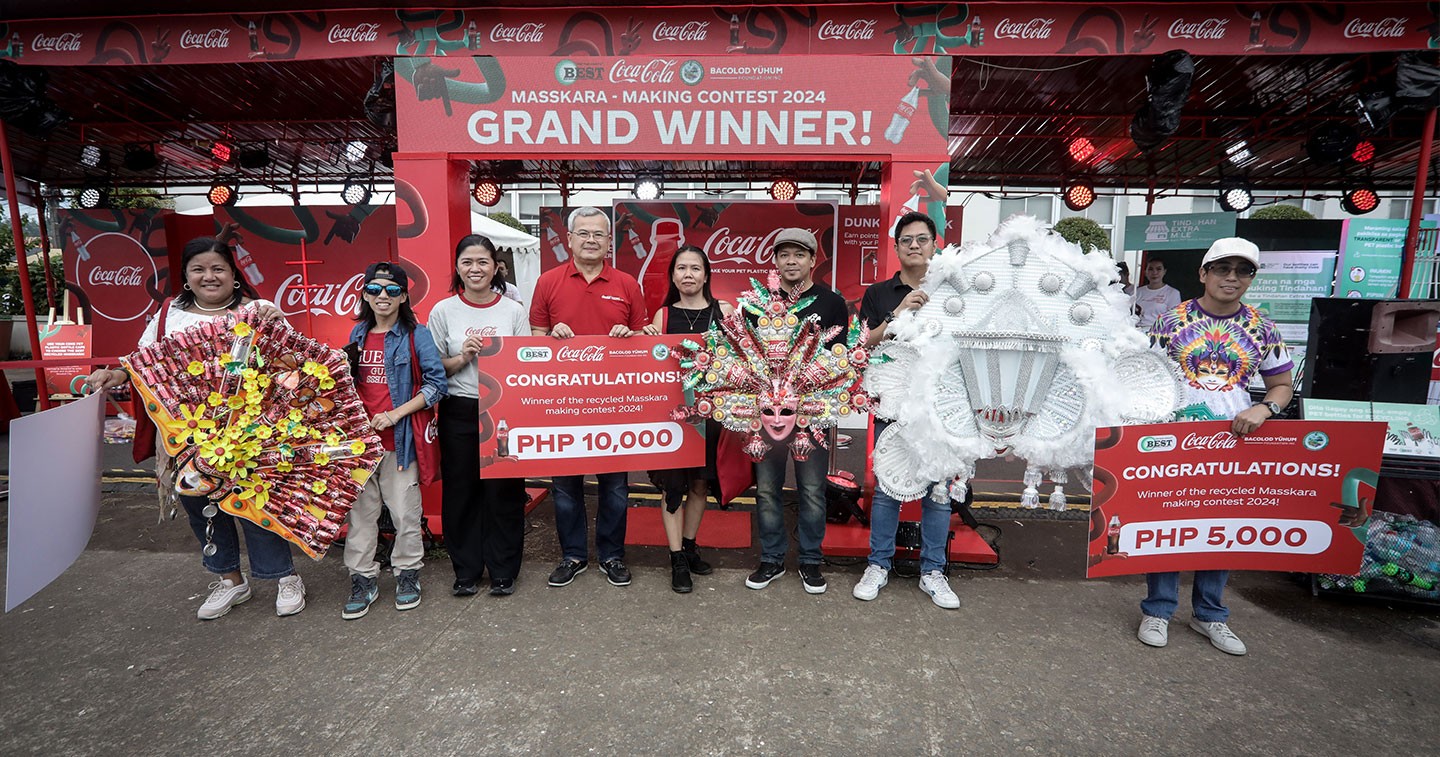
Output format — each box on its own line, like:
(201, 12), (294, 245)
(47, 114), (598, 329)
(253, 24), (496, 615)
(1304, 298), (1440, 403)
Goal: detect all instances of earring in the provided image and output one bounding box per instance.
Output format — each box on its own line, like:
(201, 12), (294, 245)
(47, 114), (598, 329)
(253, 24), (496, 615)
(233, 281), (241, 289)
(183, 284), (192, 291)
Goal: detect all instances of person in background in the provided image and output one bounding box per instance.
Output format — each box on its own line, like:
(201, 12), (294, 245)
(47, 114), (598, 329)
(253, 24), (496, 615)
(1117, 261), (1136, 297)
(496, 258), (524, 304)
(430, 235), (531, 597)
(340, 262), (447, 619)
(641, 245), (733, 593)
(1134, 257), (1182, 327)
(1139, 237), (1294, 656)
(85, 237), (302, 620)
(530, 207), (649, 589)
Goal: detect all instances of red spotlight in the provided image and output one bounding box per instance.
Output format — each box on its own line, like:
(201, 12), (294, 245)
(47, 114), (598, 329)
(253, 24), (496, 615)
(1351, 140), (1376, 164)
(1067, 137), (1097, 164)
(1062, 180), (1096, 211)
(1341, 185), (1379, 215)
(768, 179), (799, 201)
(211, 141), (232, 163)
(472, 180), (502, 207)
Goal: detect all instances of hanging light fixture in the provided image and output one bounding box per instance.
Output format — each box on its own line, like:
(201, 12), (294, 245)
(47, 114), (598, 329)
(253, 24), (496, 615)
(341, 177), (371, 206)
(77, 183), (108, 209)
(1062, 179), (1096, 211)
(768, 179), (799, 201)
(122, 143), (160, 172)
(633, 176), (663, 200)
(1066, 137), (1097, 164)
(344, 140), (369, 163)
(472, 179), (502, 207)
(1217, 181), (1254, 213)
(79, 144), (106, 168)
(207, 177), (240, 206)
(1340, 184), (1380, 215)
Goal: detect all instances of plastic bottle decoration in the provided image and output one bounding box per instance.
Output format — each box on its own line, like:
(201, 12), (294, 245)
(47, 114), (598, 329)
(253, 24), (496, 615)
(672, 272), (869, 462)
(122, 304), (384, 558)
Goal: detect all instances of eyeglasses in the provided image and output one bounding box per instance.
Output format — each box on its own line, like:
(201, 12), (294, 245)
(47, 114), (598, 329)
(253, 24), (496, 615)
(1204, 263), (1257, 279)
(364, 283), (405, 297)
(570, 230), (610, 241)
(897, 234), (934, 248)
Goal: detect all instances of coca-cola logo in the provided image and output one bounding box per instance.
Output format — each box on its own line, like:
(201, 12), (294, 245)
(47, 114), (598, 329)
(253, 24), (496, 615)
(490, 22), (546, 44)
(1344, 17), (1408, 38)
(464, 326), (498, 338)
(32, 32), (82, 52)
(275, 272), (365, 318)
(556, 345), (607, 362)
(817, 19), (877, 41)
(1167, 18), (1229, 39)
(705, 226), (823, 266)
(422, 417), (439, 444)
(1180, 432), (1240, 451)
(71, 232), (158, 322)
(653, 21), (709, 42)
(609, 58), (677, 84)
(994, 17), (1055, 40)
(180, 28), (231, 49)
(327, 23), (380, 44)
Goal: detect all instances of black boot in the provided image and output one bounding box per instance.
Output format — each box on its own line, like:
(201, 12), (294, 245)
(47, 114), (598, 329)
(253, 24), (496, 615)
(682, 537), (713, 575)
(670, 551), (693, 594)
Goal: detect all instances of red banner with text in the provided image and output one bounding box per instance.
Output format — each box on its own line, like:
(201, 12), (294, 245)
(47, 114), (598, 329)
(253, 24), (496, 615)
(57, 209), (170, 358)
(475, 335), (704, 479)
(1087, 420), (1385, 578)
(2, 5), (1429, 66)
(397, 55), (952, 159)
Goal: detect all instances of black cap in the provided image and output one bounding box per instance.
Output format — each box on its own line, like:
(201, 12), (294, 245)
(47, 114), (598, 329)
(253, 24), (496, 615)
(363, 261), (409, 291)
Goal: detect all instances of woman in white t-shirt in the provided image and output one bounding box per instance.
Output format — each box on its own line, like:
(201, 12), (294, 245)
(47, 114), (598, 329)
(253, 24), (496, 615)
(429, 234), (531, 597)
(85, 237), (305, 621)
(1133, 257), (1182, 328)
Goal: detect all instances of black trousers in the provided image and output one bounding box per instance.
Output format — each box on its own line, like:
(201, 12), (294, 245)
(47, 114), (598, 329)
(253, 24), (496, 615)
(438, 396), (526, 584)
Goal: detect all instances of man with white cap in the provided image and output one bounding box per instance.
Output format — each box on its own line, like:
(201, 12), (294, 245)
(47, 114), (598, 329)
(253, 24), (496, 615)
(1138, 236), (1294, 655)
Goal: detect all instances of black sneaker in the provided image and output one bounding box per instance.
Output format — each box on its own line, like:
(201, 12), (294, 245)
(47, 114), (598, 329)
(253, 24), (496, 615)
(489, 579), (515, 596)
(599, 559), (632, 587)
(799, 564), (827, 595)
(670, 551), (693, 594)
(451, 580), (478, 597)
(547, 559), (588, 587)
(682, 540), (714, 576)
(745, 562), (785, 590)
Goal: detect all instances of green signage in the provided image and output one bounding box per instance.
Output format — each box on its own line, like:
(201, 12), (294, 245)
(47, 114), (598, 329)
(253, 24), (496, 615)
(1123, 212), (1236, 251)
(1336, 218), (1407, 299)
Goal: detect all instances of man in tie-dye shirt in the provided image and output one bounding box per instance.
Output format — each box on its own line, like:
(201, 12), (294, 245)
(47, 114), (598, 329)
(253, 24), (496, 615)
(1137, 237), (1295, 657)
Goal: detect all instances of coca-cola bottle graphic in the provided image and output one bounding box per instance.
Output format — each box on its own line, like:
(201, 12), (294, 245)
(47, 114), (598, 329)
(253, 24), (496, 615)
(729, 14), (741, 48)
(1246, 11), (1264, 50)
(642, 219), (684, 315)
(496, 419), (510, 457)
(883, 86), (921, 144)
(1106, 515), (1121, 554)
(544, 224), (568, 262)
(466, 21), (478, 50)
(968, 15), (984, 47)
(69, 230), (91, 261)
(626, 227), (647, 259)
(233, 242), (264, 285)
(247, 21), (261, 55)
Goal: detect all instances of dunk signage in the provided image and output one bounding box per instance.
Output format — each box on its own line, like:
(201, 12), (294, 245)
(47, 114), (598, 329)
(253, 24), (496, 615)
(396, 55), (951, 158)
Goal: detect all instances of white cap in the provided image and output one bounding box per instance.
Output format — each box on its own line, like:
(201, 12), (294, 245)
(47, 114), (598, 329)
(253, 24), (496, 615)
(1201, 237), (1260, 268)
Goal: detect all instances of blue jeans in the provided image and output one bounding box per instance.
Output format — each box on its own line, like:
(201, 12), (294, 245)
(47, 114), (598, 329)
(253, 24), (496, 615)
(1142, 571), (1230, 623)
(181, 494), (294, 580)
(551, 472), (629, 563)
(754, 444), (827, 565)
(867, 420), (951, 573)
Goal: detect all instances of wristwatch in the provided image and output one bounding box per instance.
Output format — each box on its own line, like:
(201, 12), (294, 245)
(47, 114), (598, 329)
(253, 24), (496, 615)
(1259, 400), (1283, 417)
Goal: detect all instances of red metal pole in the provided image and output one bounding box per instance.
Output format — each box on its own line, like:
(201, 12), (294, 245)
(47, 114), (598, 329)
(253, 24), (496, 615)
(0, 121), (53, 410)
(34, 193), (56, 311)
(1401, 107), (1437, 298)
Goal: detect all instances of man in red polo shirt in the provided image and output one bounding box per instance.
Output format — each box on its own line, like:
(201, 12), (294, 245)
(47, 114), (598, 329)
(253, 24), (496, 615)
(530, 206), (650, 589)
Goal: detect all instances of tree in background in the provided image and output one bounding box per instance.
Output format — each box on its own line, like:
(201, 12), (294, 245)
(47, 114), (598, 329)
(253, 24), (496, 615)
(1250, 204), (1316, 220)
(0, 207), (60, 318)
(1052, 216), (1111, 255)
(487, 211), (527, 233)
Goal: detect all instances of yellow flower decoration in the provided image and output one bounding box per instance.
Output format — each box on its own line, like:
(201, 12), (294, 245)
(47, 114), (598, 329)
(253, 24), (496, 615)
(310, 480), (328, 495)
(289, 425), (310, 440)
(287, 408), (304, 423)
(174, 404), (216, 445)
(255, 374), (271, 389)
(236, 479), (271, 509)
(302, 361), (320, 377)
(349, 440), (366, 455)
(314, 452), (331, 466)
(241, 368), (258, 381)
(206, 392), (224, 407)
(319, 377), (336, 391)
(227, 395), (246, 410)
(325, 432), (341, 447)
(232, 321), (253, 338)
(254, 425), (273, 440)
(199, 437), (238, 469)
(186, 361), (205, 377)
(276, 460), (293, 473)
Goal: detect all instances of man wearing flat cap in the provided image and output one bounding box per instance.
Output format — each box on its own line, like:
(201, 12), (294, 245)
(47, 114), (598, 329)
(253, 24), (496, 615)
(1138, 237), (1294, 656)
(744, 227), (849, 596)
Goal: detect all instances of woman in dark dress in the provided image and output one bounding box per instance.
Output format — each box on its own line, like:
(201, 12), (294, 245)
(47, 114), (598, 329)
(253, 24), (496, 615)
(643, 245), (734, 593)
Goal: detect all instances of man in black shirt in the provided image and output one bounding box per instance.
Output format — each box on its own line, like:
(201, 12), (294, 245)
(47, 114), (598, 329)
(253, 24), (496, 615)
(745, 227), (848, 595)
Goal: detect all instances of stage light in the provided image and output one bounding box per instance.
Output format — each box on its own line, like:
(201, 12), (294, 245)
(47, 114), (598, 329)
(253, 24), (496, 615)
(1218, 182), (1254, 213)
(472, 180), (502, 207)
(208, 178), (239, 207)
(633, 177), (662, 200)
(344, 140), (368, 163)
(79, 144), (106, 168)
(1352, 140), (1376, 164)
(1225, 140), (1254, 166)
(1306, 123), (1359, 163)
(237, 144), (270, 170)
(1067, 137), (1096, 164)
(211, 141), (232, 163)
(1062, 179), (1096, 211)
(341, 177), (371, 206)
(122, 143), (159, 172)
(768, 179), (799, 201)
(1341, 185), (1380, 215)
(77, 184), (107, 209)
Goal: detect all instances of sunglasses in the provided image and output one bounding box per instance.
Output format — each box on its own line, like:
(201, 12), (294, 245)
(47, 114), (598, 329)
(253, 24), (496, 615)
(364, 283), (405, 297)
(1204, 263), (1257, 279)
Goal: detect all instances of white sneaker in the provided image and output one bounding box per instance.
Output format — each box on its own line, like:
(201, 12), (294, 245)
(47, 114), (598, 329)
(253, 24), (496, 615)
(276, 574), (306, 617)
(1137, 615), (1169, 647)
(197, 577), (251, 620)
(852, 564), (889, 601)
(918, 570), (960, 609)
(1189, 619), (1247, 656)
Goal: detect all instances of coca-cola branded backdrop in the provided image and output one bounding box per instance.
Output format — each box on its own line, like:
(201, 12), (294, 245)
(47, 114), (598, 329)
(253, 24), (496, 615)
(58, 209), (171, 357)
(210, 205), (408, 349)
(832, 205), (963, 309)
(0, 4), (1430, 66)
